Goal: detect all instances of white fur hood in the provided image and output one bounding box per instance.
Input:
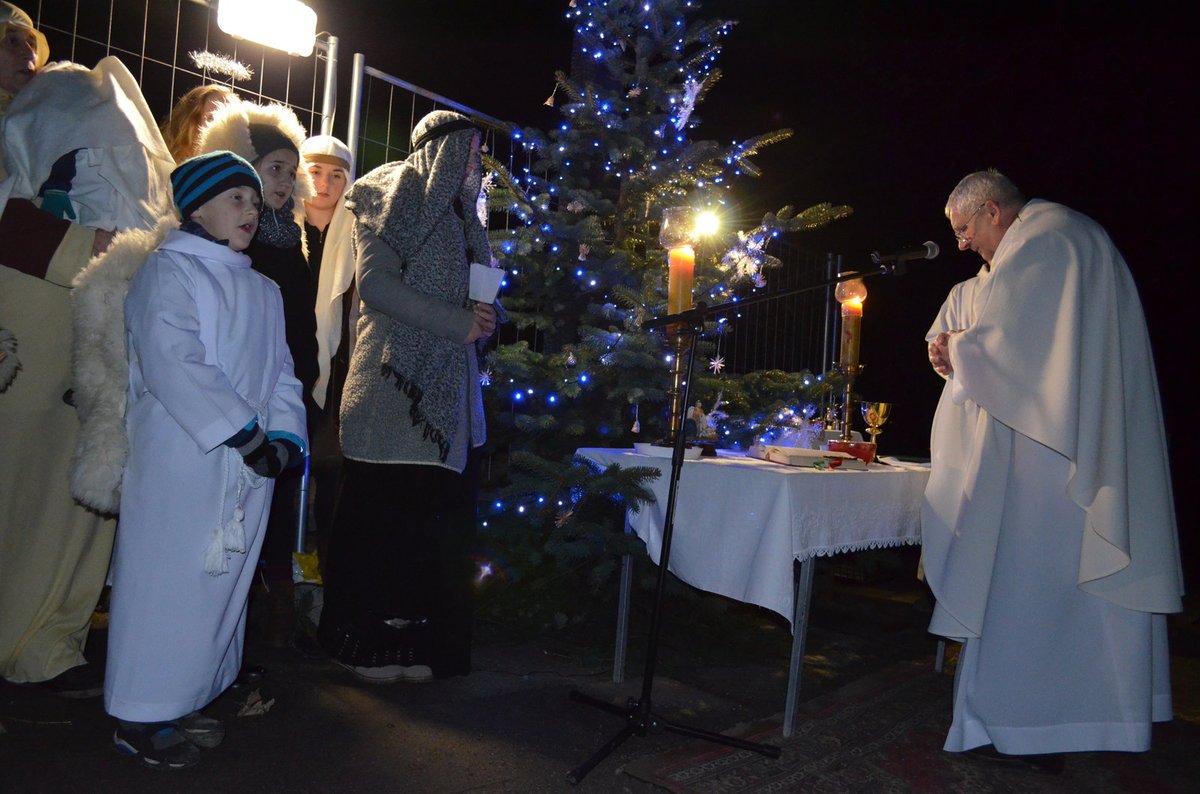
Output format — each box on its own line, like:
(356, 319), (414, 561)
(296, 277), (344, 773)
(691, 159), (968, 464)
(69, 215), (178, 513)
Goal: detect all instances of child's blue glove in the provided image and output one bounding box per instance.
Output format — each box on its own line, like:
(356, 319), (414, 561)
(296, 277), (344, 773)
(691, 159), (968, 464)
(224, 422), (301, 478)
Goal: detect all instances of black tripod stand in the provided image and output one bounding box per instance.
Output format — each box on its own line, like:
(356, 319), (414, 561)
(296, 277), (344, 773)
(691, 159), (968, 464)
(566, 258), (912, 784)
(566, 308), (781, 785)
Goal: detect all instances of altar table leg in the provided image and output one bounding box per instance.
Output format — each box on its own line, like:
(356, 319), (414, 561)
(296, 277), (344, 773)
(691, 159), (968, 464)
(784, 556), (816, 738)
(612, 551), (633, 683)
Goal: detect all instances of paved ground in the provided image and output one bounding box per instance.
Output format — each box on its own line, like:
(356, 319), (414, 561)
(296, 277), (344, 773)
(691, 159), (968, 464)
(2, 548), (1196, 793)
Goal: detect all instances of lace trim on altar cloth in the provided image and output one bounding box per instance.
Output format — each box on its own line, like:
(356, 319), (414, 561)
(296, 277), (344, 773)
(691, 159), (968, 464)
(796, 536), (921, 563)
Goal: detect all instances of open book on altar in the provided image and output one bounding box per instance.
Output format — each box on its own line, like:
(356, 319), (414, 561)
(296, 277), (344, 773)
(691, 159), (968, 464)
(746, 444), (867, 470)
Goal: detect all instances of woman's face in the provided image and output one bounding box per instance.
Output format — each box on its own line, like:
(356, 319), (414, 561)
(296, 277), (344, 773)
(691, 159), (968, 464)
(254, 148), (299, 210)
(306, 162), (348, 212)
(0, 26), (39, 95)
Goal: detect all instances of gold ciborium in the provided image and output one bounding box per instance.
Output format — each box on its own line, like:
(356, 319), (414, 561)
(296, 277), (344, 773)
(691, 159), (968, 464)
(860, 401), (892, 447)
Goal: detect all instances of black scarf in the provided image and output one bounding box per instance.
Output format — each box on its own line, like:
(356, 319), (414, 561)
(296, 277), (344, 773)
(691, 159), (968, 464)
(256, 197), (302, 249)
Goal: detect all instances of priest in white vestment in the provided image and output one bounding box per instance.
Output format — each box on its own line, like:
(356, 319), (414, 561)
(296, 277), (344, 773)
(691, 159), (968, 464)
(922, 169), (1182, 759)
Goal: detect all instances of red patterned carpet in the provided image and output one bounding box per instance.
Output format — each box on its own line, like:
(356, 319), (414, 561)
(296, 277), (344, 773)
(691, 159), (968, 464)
(624, 660), (1199, 793)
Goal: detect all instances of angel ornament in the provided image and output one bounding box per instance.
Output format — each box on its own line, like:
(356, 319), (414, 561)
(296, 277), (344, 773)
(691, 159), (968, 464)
(687, 392), (725, 441)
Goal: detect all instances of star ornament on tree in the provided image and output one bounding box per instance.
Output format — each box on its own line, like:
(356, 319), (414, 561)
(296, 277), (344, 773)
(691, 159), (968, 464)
(479, 368), (493, 387)
(708, 355), (726, 374)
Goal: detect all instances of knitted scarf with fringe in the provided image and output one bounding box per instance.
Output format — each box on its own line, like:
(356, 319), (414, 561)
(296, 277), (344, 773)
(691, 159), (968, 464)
(344, 112), (488, 462)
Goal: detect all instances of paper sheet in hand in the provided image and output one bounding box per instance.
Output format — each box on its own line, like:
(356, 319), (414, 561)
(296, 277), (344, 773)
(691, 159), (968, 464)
(469, 263), (504, 303)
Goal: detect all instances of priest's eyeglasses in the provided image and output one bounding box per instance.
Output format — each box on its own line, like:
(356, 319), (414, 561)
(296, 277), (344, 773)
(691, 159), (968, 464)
(953, 203), (986, 242)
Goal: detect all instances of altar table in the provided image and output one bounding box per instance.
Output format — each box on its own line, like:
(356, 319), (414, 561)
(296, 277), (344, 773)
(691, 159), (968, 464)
(576, 447), (930, 737)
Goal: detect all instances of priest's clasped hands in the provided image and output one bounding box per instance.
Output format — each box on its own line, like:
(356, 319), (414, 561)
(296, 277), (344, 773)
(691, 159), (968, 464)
(928, 329), (962, 377)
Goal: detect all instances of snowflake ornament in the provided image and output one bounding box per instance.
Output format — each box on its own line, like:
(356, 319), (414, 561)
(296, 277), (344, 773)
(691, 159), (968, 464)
(555, 509), (574, 528)
(673, 77), (702, 131)
(478, 368), (493, 387)
(708, 355), (726, 374)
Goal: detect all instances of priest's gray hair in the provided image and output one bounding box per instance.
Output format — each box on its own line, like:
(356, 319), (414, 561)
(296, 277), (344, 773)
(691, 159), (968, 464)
(945, 169), (1026, 219)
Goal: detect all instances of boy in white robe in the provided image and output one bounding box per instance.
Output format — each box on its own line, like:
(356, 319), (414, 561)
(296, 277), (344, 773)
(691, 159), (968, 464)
(922, 169), (1181, 767)
(104, 150), (307, 770)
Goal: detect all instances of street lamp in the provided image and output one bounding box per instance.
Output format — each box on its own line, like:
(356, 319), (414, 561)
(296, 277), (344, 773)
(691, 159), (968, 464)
(217, 0), (317, 57)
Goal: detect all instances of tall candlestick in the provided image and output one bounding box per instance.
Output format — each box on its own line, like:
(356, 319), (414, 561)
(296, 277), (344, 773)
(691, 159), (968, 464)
(834, 278), (868, 370)
(834, 277), (868, 441)
(839, 298), (862, 369)
(667, 244), (695, 316)
(659, 206), (698, 443)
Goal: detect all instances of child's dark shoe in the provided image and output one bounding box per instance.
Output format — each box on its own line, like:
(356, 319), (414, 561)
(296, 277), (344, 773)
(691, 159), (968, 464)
(113, 720), (201, 770)
(174, 711), (225, 748)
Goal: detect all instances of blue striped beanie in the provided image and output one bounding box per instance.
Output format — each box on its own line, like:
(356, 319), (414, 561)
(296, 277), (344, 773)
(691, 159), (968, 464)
(171, 150), (263, 220)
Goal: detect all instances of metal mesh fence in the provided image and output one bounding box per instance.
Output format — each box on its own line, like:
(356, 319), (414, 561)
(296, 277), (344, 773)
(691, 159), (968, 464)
(22, 0), (836, 376)
(719, 242), (838, 376)
(26, 0), (332, 143)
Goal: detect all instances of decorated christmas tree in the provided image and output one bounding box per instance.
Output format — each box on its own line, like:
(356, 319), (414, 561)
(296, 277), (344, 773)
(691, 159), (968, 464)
(476, 0), (851, 625)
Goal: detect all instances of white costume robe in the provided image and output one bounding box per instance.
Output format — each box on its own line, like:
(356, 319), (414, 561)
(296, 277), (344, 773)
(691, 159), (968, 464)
(1, 57), (172, 684)
(921, 200), (1182, 754)
(104, 230), (305, 722)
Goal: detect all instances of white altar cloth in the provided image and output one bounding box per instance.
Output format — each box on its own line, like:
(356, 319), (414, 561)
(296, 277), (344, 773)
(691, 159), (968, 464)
(578, 448), (929, 628)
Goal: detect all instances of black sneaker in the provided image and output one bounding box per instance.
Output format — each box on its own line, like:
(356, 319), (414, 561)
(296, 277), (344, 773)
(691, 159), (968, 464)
(174, 711), (225, 749)
(113, 721), (201, 770)
(40, 663), (103, 699)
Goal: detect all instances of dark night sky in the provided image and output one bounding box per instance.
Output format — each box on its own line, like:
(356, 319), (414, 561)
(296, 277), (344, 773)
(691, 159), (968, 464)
(313, 0), (1192, 563)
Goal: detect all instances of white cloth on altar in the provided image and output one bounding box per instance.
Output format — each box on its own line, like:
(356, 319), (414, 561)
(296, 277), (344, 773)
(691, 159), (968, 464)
(577, 448), (928, 630)
(920, 199), (1180, 753)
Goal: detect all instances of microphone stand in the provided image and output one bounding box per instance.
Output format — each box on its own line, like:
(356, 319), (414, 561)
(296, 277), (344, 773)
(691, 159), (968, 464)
(565, 260), (906, 785)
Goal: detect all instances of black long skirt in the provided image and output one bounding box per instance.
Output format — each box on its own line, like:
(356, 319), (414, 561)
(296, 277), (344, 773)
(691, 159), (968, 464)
(317, 452), (479, 678)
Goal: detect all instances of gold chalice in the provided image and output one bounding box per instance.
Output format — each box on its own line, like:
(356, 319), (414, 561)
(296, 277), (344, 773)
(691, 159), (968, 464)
(860, 401), (892, 448)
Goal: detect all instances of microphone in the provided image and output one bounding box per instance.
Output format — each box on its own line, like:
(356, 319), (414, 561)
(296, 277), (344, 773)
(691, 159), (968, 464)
(871, 241), (940, 264)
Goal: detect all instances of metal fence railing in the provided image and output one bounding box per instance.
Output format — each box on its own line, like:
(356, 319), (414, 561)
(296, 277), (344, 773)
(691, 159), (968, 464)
(23, 0), (837, 384)
(720, 243), (839, 376)
(344, 52), (519, 179)
(27, 0), (336, 141)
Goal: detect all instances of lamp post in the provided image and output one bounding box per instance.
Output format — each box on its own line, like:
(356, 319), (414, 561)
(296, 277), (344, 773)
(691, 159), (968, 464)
(834, 277), (867, 441)
(217, 0), (317, 57)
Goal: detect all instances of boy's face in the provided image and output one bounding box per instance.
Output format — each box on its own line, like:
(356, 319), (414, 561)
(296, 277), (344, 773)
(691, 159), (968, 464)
(0, 26), (39, 94)
(254, 148), (299, 211)
(305, 161), (348, 212)
(190, 186), (261, 251)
